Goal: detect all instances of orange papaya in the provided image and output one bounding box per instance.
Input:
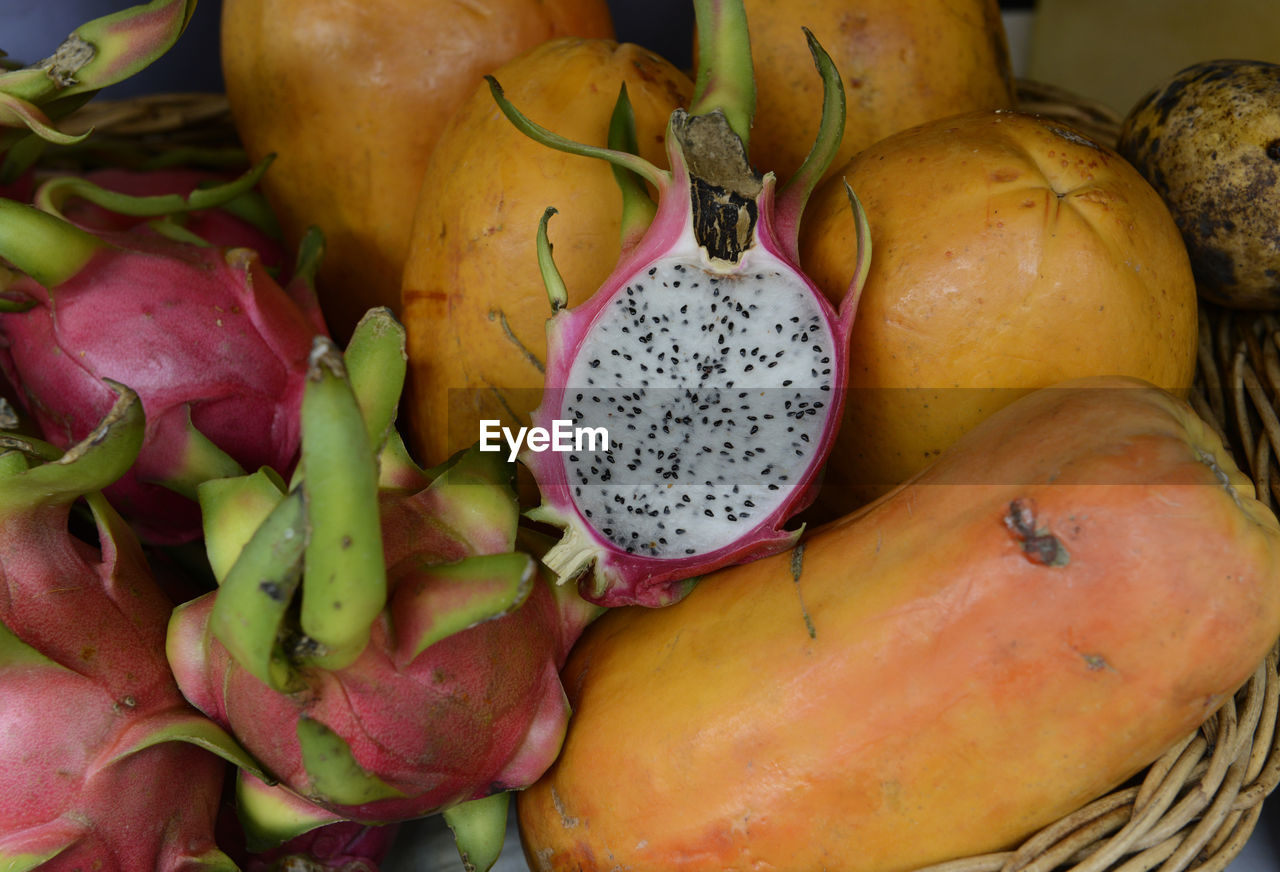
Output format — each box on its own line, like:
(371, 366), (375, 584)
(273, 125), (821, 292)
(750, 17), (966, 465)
(516, 376), (1280, 872)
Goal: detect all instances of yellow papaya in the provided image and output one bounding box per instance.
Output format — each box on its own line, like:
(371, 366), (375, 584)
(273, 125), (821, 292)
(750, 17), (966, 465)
(400, 38), (692, 467)
(516, 376), (1280, 872)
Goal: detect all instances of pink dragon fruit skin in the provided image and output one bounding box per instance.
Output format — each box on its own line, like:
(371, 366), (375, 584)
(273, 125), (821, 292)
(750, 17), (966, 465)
(166, 313), (601, 844)
(0, 384), (257, 871)
(171, 555), (577, 822)
(491, 7), (870, 608)
(0, 197), (321, 544)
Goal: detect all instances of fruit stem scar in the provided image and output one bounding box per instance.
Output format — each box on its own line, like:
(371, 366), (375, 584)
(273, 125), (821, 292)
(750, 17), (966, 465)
(488, 307), (545, 373)
(1004, 498), (1069, 567)
(790, 543), (817, 639)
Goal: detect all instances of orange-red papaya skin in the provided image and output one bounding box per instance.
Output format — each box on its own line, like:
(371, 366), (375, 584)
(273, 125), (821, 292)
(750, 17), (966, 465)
(516, 376), (1280, 872)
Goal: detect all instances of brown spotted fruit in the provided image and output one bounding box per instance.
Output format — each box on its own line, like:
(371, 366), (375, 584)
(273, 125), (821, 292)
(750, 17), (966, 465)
(799, 109), (1198, 514)
(1118, 59), (1280, 309)
(728, 0), (1014, 185)
(516, 375), (1280, 872)
(400, 38), (692, 467)
(220, 0), (615, 343)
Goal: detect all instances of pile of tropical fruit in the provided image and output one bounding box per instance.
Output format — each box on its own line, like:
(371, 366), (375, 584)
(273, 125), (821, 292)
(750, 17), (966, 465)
(2, 0), (1279, 869)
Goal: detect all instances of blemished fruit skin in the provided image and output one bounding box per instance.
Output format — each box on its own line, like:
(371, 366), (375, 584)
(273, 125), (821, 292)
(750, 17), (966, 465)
(736, 0), (1015, 183)
(800, 109), (1198, 514)
(516, 376), (1280, 872)
(400, 38), (692, 467)
(220, 0), (616, 343)
(1117, 59), (1280, 310)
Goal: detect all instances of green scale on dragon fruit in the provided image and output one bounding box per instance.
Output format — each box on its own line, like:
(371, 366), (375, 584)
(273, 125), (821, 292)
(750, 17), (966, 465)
(489, 0), (871, 608)
(166, 310), (602, 872)
(215, 777), (401, 872)
(0, 383), (262, 871)
(0, 164), (326, 546)
(51, 166), (290, 275)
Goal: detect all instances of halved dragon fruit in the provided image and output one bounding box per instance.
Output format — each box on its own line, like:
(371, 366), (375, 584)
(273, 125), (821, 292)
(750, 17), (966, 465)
(0, 383), (258, 871)
(166, 310), (600, 869)
(488, 0), (870, 607)
(0, 171), (324, 544)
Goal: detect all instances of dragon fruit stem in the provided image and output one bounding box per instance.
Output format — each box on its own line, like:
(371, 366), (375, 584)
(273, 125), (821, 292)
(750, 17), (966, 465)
(607, 84), (658, 251)
(0, 197), (107, 288)
(536, 208), (569, 313)
(32, 156), (274, 222)
(443, 792), (511, 872)
(774, 28), (846, 247)
(297, 337), (387, 670)
(688, 0), (756, 147)
(486, 77), (669, 190)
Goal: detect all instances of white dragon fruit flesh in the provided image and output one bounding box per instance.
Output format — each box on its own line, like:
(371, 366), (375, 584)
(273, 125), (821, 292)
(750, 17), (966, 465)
(489, 2), (870, 607)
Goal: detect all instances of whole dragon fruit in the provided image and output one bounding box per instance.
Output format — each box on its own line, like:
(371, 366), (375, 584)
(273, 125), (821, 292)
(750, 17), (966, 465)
(0, 383), (260, 871)
(487, 0), (870, 607)
(167, 310), (600, 870)
(0, 171), (324, 544)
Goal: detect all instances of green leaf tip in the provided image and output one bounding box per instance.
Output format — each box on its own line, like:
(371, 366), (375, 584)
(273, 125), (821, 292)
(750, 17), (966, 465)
(444, 792), (511, 872)
(536, 207), (568, 314)
(486, 75), (667, 190)
(607, 83), (658, 251)
(778, 27), (847, 210)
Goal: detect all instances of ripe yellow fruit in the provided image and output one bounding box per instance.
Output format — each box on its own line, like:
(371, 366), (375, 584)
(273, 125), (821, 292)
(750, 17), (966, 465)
(737, 0), (1015, 182)
(220, 0), (615, 343)
(400, 38), (692, 467)
(800, 110), (1199, 515)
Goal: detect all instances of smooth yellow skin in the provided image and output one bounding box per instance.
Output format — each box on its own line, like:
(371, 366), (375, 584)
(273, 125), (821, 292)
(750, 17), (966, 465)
(517, 377), (1280, 872)
(220, 0), (615, 344)
(800, 109), (1198, 515)
(736, 0), (1014, 183)
(399, 38), (692, 467)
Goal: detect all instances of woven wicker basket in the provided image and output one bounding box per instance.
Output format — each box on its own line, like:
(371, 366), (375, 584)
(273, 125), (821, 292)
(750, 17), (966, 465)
(55, 84), (1280, 872)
